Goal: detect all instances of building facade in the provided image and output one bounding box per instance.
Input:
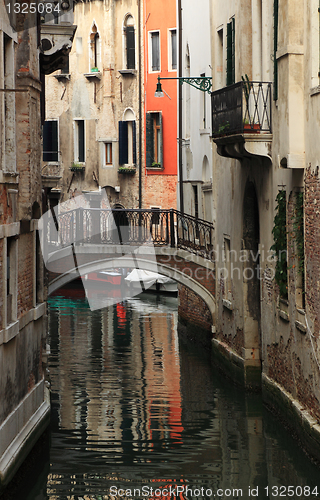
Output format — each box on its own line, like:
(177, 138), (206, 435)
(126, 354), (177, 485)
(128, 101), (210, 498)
(180, 0), (213, 223)
(0, 2), (76, 492)
(206, 0), (320, 456)
(43, 0), (143, 210)
(143, 0), (178, 210)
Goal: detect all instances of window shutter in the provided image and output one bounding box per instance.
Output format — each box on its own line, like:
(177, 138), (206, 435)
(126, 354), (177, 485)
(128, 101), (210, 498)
(159, 113), (163, 168)
(146, 113), (154, 167)
(132, 120), (136, 165)
(273, 0), (278, 100)
(226, 22), (232, 86)
(226, 21), (235, 86)
(119, 121), (128, 165)
(126, 26), (135, 69)
(43, 120), (58, 161)
(231, 18), (235, 84)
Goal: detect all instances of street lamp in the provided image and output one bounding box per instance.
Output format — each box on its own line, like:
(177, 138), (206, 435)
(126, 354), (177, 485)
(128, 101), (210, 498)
(154, 75), (212, 97)
(154, 74), (212, 215)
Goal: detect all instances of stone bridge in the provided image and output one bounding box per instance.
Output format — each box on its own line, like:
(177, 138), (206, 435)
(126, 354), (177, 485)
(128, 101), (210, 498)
(43, 208), (216, 320)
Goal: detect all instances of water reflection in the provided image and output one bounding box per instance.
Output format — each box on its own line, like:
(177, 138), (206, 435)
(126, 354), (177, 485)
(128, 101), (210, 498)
(12, 289), (320, 499)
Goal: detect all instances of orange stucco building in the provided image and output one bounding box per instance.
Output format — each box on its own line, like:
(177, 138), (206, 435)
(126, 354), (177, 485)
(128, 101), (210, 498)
(143, 0), (178, 209)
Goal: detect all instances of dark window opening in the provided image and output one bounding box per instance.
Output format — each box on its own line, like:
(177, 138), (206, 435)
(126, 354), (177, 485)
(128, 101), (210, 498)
(126, 25), (135, 69)
(43, 120), (58, 162)
(119, 120), (136, 165)
(75, 120), (85, 163)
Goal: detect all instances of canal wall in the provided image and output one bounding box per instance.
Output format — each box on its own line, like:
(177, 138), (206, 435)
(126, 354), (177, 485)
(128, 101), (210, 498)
(178, 285), (213, 348)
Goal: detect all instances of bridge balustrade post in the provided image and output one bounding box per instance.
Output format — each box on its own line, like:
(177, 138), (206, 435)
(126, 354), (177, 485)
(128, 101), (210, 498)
(166, 211), (169, 245)
(170, 209), (175, 248)
(76, 208), (84, 244)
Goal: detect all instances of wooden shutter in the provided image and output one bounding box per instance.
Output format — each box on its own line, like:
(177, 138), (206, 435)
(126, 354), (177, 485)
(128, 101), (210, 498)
(231, 18), (235, 84)
(159, 113), (163, 168)
(226, 20), (235, 86)
(126, 26), (135, 69)
(132, 120), (136, 164)
(273, 0), (278, 100)
(119, 121), (128, 165)
(146, 113), (154, 167)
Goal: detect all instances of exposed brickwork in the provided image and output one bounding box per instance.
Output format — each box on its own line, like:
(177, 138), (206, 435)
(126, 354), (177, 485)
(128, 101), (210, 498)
(17, 233), (34, 317)
(293, 352), (320, 421)
(305, 166), (320, 333)
(143, 174), (177, 209)
(267, 336), (295, 395)
(178, 285), (212, 332)
(216, 327), (244, 357)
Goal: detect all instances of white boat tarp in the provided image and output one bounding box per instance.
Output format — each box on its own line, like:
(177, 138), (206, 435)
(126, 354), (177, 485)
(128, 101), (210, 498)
(125, 269), (175, 287)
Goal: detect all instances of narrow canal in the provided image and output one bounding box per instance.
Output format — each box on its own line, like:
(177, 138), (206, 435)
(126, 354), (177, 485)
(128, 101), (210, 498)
(12, 288), (320, 499)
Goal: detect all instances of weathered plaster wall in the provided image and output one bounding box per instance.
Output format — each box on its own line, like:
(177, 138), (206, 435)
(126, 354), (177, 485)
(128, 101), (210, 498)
(44, 0), (143, 208)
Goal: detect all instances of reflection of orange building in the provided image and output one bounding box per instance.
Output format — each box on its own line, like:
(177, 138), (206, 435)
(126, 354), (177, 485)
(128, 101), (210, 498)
(143, 312), (183, 444)
(143, 0), (178, 210)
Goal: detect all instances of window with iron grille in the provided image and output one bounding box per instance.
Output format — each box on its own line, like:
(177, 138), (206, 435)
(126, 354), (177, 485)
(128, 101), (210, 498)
(226, 18), (235, 86)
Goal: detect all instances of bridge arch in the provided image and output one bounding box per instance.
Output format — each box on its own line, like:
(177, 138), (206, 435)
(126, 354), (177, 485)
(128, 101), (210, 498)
(48, 248), (215, 321)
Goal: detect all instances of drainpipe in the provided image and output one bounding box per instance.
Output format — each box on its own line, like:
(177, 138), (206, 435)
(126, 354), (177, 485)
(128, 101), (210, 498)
(138, 0), (142, 208)
(178, 0), (184, 213)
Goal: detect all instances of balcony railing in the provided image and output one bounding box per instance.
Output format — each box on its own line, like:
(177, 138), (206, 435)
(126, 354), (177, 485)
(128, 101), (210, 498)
(211, 81), (272, 138)
(45, 208), (215, 261)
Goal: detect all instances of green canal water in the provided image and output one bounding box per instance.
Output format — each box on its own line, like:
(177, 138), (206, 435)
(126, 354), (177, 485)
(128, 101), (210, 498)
(9, 289), (320, 499)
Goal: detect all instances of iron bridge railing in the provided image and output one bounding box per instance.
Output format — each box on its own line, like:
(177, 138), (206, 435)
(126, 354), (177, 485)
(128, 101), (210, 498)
(211, 80), (272, 138)
(45, 208), (215, 261)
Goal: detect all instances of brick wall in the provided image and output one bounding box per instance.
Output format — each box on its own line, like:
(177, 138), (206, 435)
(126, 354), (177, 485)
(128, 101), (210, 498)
(18, 233), (33, 316)
(143, 174), (177, 209)
(305, 166), (320, 332)
(178, 284), (212, 333)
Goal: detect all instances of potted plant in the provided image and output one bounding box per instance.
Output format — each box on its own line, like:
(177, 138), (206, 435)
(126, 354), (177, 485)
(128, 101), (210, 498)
(70, 162), (85, 172)
(118, 166), (136, 174)
(217, 121), (230, 136)
(151, 161), (162, 168)
(243, 119), (261, 133)
(91, 67), (99, 73)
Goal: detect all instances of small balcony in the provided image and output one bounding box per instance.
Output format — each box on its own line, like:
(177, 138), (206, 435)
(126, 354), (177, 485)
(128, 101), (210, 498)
(211, 81), (272, 161)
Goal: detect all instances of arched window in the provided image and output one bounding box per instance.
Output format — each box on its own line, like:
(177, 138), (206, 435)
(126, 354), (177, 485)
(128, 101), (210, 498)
(124, 15), (135, 70)
(119, 109), (136, 166)
(90, 23), (100, 71)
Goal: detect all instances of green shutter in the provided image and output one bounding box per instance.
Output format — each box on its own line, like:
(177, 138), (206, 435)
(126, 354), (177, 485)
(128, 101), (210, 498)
(226, 19), (235, 86)
(231, 18), (235, 85)
(159, 113), (163, 168)
(146, 113), (154, 167)
(273, 0), (278, 100)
